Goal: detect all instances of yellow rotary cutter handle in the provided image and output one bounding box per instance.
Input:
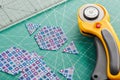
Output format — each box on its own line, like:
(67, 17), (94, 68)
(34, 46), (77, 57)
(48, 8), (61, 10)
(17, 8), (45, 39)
(78, 4), (120, 80)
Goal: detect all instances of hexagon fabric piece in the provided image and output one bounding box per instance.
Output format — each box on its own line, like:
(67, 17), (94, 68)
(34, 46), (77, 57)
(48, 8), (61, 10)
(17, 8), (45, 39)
(63, 41), (79, 54)
(34, 26), (67, 50)
(59, 67), (75, 80)
(19, 57), (60, 80)
(26, 23), (40, 35)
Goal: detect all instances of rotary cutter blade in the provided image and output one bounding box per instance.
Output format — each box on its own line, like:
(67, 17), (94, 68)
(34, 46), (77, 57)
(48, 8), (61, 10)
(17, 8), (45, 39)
(79, 4), (104, 22)
(78, 4), (120, 80)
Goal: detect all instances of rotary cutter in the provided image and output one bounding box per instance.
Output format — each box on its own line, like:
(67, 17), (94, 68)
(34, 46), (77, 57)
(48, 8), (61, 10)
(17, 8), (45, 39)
(78, 4), (120, 80)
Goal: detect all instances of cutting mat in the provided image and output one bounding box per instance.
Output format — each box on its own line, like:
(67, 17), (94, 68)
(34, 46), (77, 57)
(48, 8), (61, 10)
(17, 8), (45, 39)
(0, 0), (120, 80)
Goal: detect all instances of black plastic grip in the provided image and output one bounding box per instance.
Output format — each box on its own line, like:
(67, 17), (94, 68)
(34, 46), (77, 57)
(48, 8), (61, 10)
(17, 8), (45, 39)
(91, 37), (108, 80)
(102, 29), (119, 75)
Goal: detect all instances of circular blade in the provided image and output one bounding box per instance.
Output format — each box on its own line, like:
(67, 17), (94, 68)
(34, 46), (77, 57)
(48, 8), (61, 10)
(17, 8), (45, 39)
(79, 4), (104, 22)
(83, 6), (99, 20)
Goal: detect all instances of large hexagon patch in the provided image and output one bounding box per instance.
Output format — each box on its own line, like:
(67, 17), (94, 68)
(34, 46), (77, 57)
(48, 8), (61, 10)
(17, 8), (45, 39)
(34, 26), (67, 50)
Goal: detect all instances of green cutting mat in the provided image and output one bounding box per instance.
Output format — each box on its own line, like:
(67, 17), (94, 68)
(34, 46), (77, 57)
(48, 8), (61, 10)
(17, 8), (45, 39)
(0, 0), (120, 80)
